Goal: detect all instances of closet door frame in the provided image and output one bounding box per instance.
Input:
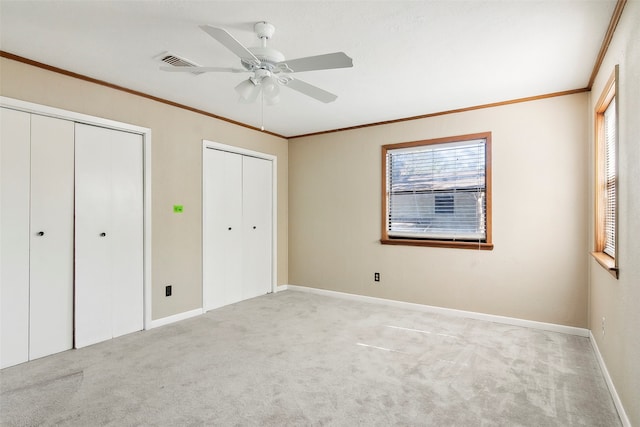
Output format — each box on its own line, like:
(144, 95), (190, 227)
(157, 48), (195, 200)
(202, 140), (278, 311)
(0, 96), (153, 332)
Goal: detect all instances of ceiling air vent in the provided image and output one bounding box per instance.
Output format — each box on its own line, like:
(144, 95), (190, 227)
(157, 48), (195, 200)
(157, 52), (204, 75)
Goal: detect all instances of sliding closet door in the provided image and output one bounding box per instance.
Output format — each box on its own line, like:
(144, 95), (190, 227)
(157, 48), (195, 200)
(203, 148), (243, 310)
(109, 131), (143, 338)
(0, 110), (74, 366)
(75, 124), (113, 347)
(242, 156), (272, 300)
(75, 124), (143, 348)
(29, 115), (74, 360)
(0, 108), (31, 368)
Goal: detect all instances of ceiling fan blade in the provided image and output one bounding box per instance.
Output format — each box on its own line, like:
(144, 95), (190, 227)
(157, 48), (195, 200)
(200, 25), (260, 66)
(284, 79), (338, 103)
(278, 52), (353, 73)
(160, 66), (246, 73)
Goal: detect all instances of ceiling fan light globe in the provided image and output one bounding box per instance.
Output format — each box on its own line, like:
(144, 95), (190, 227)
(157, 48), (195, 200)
(262, 76), (280, 97)
(264, 84), (280, 104)
(235, 79), (256, 100)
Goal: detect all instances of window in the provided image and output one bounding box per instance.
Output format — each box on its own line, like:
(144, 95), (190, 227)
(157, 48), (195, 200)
(593, 66), (619, 278)
(381, 132), (492, 250)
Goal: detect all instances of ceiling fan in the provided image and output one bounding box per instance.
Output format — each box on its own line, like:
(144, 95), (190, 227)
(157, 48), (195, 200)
(161, 22), (353, 104)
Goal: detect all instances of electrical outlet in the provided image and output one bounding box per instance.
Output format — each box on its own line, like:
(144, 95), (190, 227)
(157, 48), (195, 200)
(165, 285), (172, 297)
(374, 272), (380, 282)
(601, 317), (606, 336)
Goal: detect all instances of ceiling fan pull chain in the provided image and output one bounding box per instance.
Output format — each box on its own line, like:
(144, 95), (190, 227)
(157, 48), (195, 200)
(261, 89), (265, 131)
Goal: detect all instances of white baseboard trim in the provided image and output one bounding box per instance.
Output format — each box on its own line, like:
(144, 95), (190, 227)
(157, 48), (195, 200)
(281, 284), (589, 337)
(147, 308), (204, 329)
(589, 331), (631, 427)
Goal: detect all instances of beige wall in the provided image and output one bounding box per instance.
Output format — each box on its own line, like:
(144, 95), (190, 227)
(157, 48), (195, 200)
(0, 57), (289, 320)
(588, 1), (640, 425)
(4, 12), (638, 418)
(289, 93), (589, 328)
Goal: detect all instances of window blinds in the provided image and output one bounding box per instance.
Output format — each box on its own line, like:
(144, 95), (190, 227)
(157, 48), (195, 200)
(603, 98), (617, 258)
(387, 139), (486, 241)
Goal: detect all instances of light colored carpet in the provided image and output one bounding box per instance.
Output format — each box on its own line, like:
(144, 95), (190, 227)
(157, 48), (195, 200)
(1, 290), (620, 426)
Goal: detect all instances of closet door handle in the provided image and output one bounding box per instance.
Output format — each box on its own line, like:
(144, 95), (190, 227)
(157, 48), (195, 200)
(37, 231), (45, 236)
(100, 232), (107, 237)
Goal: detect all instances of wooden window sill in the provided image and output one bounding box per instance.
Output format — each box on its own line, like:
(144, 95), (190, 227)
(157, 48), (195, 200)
(381, 239), (493, 250)
(591, 251), (618, 279)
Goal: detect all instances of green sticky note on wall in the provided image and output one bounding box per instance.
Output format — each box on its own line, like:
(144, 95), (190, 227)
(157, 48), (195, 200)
(173, 205), (184, 213)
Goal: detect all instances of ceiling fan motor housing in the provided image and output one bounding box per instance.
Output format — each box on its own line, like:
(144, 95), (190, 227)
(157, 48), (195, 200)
(246, 46), (285, 68)
(242, 22), (285, 72)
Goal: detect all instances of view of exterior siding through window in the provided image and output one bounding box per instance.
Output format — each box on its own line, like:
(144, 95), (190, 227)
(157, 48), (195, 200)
(387, 138), (486, 241)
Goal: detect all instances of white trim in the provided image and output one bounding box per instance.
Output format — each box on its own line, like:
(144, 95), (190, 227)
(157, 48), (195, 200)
(148, 308), (204, 329)
(201, 140), (278, 312)
(589, 331), (631, 427)
(143, 130), (153, 331)
(1, 96), (153, 332)
(203, 140), (277, 161)
(271, 155), (278, 295)
(283, 284), (590, 337)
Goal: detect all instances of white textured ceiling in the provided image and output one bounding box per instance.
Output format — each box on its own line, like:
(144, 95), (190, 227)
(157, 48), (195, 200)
(0, 0), (616, 137)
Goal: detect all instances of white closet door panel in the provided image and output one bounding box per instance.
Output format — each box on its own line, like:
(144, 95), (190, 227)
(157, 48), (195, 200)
(242, 156), (273, 300)
(0, 108), (31, 368)
(110, 131), (143, 338)
(203, 148), (226, 310)
(74, 124), (113, 348)
(203, 149), (242, 310)
(29, 115), (74, 360)
(221, 152), (243, 305)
